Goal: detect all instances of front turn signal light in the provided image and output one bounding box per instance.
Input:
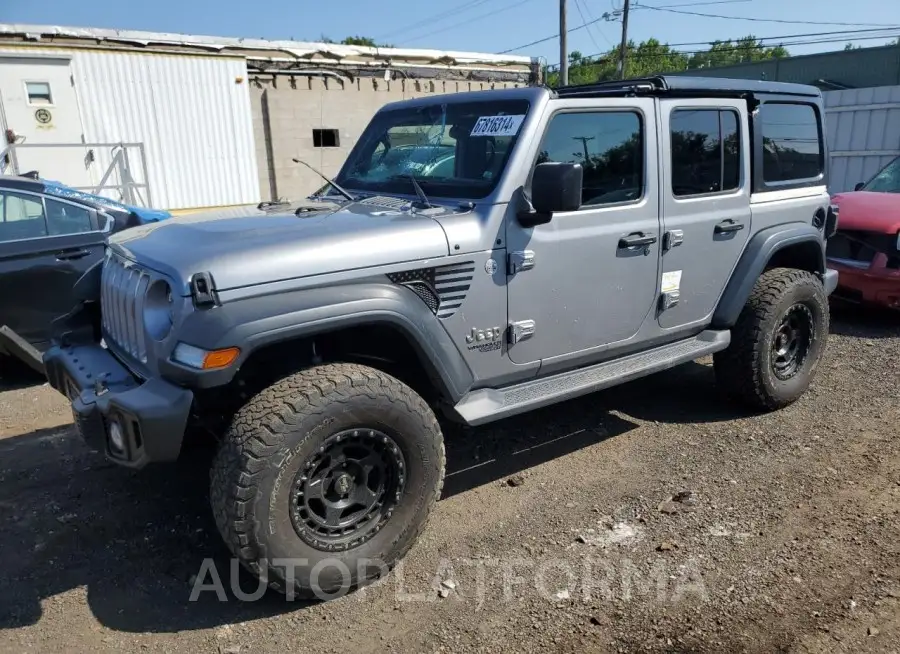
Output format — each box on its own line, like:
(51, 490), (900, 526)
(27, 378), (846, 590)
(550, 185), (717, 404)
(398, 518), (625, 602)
(173, 343), (240, 370)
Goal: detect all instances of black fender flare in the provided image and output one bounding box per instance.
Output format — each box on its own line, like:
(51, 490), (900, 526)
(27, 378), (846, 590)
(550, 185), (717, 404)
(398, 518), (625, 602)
(164, 282), (475, 403)
(712, 222), (826, 328)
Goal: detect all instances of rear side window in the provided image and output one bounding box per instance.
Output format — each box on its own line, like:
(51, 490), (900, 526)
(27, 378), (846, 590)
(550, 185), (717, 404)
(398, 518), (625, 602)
(45, 198), (93, 235)
(536, 111), (644, 207)
(670, 109), (741, 197)
(759, 102), (823, 183)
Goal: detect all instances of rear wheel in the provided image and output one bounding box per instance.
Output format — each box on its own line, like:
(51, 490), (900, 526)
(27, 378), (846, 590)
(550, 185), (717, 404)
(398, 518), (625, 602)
(210, 363), (444, 598)
(714, 267), (829, 410)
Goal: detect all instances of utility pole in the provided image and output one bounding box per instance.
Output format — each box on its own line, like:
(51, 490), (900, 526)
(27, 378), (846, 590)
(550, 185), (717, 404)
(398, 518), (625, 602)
(618, 0), (631, 80)
(560, 0), (568, 86)
(572, 136), (595, 162)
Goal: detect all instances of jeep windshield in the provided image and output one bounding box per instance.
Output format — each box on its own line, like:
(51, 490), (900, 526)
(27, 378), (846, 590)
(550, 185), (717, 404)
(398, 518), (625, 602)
(333, 98), (531, 200)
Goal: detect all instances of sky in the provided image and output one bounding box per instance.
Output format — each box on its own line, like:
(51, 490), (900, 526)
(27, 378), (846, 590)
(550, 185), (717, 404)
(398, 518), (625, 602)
(3, 0), (900, 65)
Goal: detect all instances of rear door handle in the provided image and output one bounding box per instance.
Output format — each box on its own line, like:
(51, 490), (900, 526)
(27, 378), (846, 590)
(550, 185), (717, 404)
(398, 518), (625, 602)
(56, 248), (91, 261)
(715, 220), (745, 234)
(618, 233), (658, 248)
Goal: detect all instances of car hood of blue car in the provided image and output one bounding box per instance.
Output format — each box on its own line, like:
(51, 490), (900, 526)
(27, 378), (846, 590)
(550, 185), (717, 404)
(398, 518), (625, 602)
(42, 180), (172, 223)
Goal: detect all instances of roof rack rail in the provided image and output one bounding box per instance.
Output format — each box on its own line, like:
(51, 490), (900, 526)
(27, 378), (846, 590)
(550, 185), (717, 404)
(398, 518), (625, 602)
(555, 76), (668, 98)
(554, 75), (821, 99)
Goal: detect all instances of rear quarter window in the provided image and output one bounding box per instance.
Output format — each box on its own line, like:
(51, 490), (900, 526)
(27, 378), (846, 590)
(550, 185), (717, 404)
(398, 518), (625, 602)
(759, 102), (823, 184)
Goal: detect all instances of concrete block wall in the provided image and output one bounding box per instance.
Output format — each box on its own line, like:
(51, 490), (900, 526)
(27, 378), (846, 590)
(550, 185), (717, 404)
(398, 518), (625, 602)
(250, 75), (526, 202)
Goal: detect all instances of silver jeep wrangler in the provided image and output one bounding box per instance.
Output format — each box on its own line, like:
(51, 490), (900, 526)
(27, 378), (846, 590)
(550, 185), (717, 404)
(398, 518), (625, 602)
(45, 76), (839, 597)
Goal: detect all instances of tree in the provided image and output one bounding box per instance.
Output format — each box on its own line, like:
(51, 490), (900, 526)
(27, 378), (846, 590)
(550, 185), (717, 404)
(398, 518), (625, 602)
(546, 35), (789, 87)
(319, 35), (394, 48)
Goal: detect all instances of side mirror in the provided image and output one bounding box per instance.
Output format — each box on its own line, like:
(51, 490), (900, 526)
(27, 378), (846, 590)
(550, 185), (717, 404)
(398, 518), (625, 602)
(854, 182), (865, 192)
(519, 162), (583, 227)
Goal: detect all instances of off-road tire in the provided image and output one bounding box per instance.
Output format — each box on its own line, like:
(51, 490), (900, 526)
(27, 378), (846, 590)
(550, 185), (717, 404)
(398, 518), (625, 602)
(210, 363), (445, 598)
(714, 267), (829, 410)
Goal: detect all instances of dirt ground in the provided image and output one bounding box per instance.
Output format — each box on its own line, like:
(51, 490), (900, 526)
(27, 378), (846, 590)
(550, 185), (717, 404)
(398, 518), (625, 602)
(0, 306), (898, 654)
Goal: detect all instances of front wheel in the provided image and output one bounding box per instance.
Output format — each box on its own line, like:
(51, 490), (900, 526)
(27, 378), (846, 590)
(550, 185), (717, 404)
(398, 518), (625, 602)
(714, 267), (829, 410)
(210, 363), (445, 598)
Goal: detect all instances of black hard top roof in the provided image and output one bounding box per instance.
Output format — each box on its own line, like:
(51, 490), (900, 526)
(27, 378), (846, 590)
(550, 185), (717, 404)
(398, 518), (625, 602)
(555, 75), (821, 99)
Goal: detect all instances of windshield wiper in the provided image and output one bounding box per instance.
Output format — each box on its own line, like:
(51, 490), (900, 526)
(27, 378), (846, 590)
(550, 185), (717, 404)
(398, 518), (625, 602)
(391, 174), (434, 208)
(292, 157), (355, 202)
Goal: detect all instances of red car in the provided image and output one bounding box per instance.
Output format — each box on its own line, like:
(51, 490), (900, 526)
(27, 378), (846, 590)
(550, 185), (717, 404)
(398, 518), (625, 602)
(827, 156), (900, 310)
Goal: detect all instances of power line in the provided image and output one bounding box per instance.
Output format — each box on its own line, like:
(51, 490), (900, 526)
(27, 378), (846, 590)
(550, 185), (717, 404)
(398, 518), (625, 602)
(541, 26), (900, 67)
(498, 12), (608, 53)
(376, 0), (496, 40)
(578, 0), (617, 49)
(573, 0), (603, 51)
(640, 5), (900, 28)
(544, 30), (900, 69)
(497, 0), (752, 54)
(400, 0), (537, 44)
(634, 0), (752, 9)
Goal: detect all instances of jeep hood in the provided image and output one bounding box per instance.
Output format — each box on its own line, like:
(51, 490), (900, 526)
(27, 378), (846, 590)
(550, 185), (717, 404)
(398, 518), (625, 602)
(831, 191), (900, 234)
(109, 201), (451, 292)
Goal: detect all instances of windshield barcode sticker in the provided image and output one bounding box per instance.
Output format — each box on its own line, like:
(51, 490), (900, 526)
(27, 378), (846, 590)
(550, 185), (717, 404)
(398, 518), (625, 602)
(470, 115), (526, 137)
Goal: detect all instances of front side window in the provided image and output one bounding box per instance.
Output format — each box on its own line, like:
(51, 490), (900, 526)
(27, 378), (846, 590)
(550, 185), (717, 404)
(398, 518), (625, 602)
(335, 99), (530, 199)
(862, 156), (900, 193)
(760, 102), (823, 183)
(670, 109), (741, 197)
(536, 111), (643, 207)
(0, 191), (47, 242)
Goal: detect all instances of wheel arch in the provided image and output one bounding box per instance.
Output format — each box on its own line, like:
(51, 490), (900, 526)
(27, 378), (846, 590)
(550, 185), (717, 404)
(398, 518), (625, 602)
(174, 282), (475, 405)
(713, 223), (826, 329)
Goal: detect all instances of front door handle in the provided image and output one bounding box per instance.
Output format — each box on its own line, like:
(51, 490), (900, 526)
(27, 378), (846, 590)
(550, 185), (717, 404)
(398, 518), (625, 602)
(618, 233), (658, 248)
(715, 220), (745, 234)
(56, 248), (91, 261)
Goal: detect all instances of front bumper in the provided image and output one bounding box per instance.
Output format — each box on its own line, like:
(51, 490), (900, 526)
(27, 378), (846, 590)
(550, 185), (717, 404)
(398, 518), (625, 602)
(44, 343), (193, 468)
(827, 255), (900, 310)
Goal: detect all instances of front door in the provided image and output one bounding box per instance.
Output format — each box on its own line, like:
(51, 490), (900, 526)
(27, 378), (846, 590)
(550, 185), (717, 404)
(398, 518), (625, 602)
(0, 54), (92, 187)
(0, 188), (105, 349)
(506, 98), (661, 365)
(657, 99), (752, 330)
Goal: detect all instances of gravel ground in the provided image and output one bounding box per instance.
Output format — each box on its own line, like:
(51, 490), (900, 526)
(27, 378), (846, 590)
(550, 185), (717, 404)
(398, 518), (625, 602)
(0, 306), (898, 654)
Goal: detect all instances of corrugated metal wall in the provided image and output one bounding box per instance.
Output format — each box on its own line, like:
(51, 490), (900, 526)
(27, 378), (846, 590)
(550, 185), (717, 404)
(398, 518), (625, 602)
(1, 46), (259, 210)
(823, 85), (900, 193)
(74, 50), (259, 209)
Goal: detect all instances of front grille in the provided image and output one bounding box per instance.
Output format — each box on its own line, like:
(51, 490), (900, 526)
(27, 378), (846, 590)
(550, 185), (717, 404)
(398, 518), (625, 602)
(101, 253), (151, 363)
(827, 230), (898, 265)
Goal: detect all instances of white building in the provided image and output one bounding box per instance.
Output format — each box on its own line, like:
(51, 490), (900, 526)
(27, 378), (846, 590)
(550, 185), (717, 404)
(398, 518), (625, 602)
(0, 24), (537, 210)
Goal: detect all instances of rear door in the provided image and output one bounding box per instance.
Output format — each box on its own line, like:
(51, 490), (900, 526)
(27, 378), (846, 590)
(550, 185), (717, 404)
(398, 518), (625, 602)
(657, 98), (752, 330)
(0, 189), (106, 350)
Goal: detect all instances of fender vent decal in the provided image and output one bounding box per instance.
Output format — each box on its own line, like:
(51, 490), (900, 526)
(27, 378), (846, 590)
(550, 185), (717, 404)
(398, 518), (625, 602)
(387, 260), (474, 319)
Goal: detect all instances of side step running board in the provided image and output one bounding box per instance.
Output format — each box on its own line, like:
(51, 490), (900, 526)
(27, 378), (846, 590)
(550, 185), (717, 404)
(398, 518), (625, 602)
(453, 330), (730, 426)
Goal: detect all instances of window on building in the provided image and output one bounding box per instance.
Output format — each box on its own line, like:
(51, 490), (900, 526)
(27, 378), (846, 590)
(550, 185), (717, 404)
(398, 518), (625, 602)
(0, 191), (47, 242)
(45, 199), (93, 235)
(313, 129), (340, 148)
(25, 81), (53, 106)
(536, 111), (643, 207)
(759, 102), (823, 183)
(670, 109), (741, 197)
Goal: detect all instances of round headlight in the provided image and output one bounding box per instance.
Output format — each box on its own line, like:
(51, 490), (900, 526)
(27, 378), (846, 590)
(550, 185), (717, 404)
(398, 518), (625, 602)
(144, 280), (175, 341)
